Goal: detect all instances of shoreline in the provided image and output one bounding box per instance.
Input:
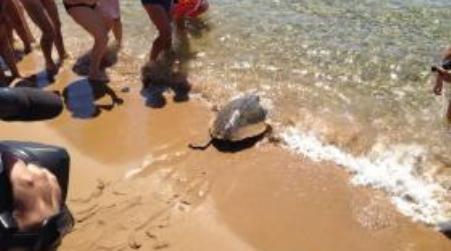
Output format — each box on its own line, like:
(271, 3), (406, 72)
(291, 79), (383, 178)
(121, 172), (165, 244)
(1, 51), (450, 250)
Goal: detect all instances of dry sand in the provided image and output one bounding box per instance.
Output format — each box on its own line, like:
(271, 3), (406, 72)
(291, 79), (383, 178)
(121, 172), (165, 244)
(0, 52), (450, 251)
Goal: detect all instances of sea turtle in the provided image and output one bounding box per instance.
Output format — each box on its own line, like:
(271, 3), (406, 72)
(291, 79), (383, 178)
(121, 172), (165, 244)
(189, 94), (270, 150)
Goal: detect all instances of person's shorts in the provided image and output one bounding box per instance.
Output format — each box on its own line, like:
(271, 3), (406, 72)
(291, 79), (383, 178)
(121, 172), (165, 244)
(141, 0), (173, 13)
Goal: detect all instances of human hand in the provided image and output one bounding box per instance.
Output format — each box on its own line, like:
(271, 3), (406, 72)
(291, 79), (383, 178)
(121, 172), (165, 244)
(5, 155), (62, 231)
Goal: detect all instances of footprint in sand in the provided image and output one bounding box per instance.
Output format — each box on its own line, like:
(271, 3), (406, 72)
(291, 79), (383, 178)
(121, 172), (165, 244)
(70, 178), (109, 204)
(128, 234), (142, 250)
(144, 231), (170, 250)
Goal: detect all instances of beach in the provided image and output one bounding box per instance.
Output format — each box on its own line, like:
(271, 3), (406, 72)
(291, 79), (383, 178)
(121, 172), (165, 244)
(1, 0), (451, 250)
(1, 50), (450, 250)
(51, 1), (451, 224)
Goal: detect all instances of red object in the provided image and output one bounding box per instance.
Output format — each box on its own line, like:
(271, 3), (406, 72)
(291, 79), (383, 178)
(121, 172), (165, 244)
(173, 0), (209, 18)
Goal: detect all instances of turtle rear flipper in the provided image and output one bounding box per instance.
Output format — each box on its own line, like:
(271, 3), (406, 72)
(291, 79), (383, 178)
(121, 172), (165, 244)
(188, 138), (213, 150)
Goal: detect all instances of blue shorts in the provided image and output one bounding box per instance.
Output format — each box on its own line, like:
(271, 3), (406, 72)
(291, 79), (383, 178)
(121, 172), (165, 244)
(141, 0), (172, 12)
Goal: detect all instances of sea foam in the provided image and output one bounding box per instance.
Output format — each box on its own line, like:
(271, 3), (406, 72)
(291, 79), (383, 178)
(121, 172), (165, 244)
(281, 127), (450, 225)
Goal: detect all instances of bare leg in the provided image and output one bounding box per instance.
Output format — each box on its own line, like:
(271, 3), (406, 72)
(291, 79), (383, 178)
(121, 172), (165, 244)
(447, 101), (451, 123)
(112, 19), (122, 47)
(5, 0), (32, 53)
(41, 0), (67, 61)
(16, 1), (35, 43)
(434, 74), (444, 96)
(5, 23), (18, 60)
(435, 71), (451, 123)
(67, 7), (109, 81)
(0, 68), (6, 84)
(143, 4), (172, 61)
(5, 21), (15, 45)
(19, 0), (57, 73)
(0, 21), (20, 78)
(0, 46), (6, 84)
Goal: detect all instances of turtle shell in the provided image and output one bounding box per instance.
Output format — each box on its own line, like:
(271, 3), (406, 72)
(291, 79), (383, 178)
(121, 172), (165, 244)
(210, 95), (268, 141)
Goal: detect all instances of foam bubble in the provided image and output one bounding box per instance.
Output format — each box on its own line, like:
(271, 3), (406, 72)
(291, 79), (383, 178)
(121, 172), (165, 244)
(281, 127), (450, 225)
(124, 154), (169, 180)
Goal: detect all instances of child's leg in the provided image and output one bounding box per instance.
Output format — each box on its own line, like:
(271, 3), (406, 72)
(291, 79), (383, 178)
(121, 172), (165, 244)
(112, 18), (122, 46)
(447, 101), (451, 123)
(0, 67), (6, 85)
(41, 0), (67, 60)
(20, 0), (57, 73)
(67, 7), (109, 81)
(434, 73), (444, 95)
(143, 4), (172, 61)
(0, 22), (20, 78)
(97, 0), (121, 46)
(5, 21), (15, 44)
(5, 0), (32, 53)
(17, 1), (35, 43)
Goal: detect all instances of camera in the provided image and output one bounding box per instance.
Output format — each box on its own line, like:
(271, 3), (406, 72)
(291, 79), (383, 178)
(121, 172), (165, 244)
(0, 141), (73, 251)
(0, 87), (63, 121)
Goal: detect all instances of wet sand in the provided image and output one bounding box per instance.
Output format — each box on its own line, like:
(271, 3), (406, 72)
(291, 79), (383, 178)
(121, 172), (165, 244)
(1, 52), (450, 251)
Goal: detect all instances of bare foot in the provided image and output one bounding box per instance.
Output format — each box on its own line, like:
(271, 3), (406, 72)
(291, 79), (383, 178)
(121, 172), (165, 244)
(46, 64), (58, 76)
(10, 69), (21, 79)
(59, 51), (70, 61)
(24, 46), (32, 54)
(113, 41), (122, 50)
(88, 71), (109, 83)
(45, 62), (60, 82)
